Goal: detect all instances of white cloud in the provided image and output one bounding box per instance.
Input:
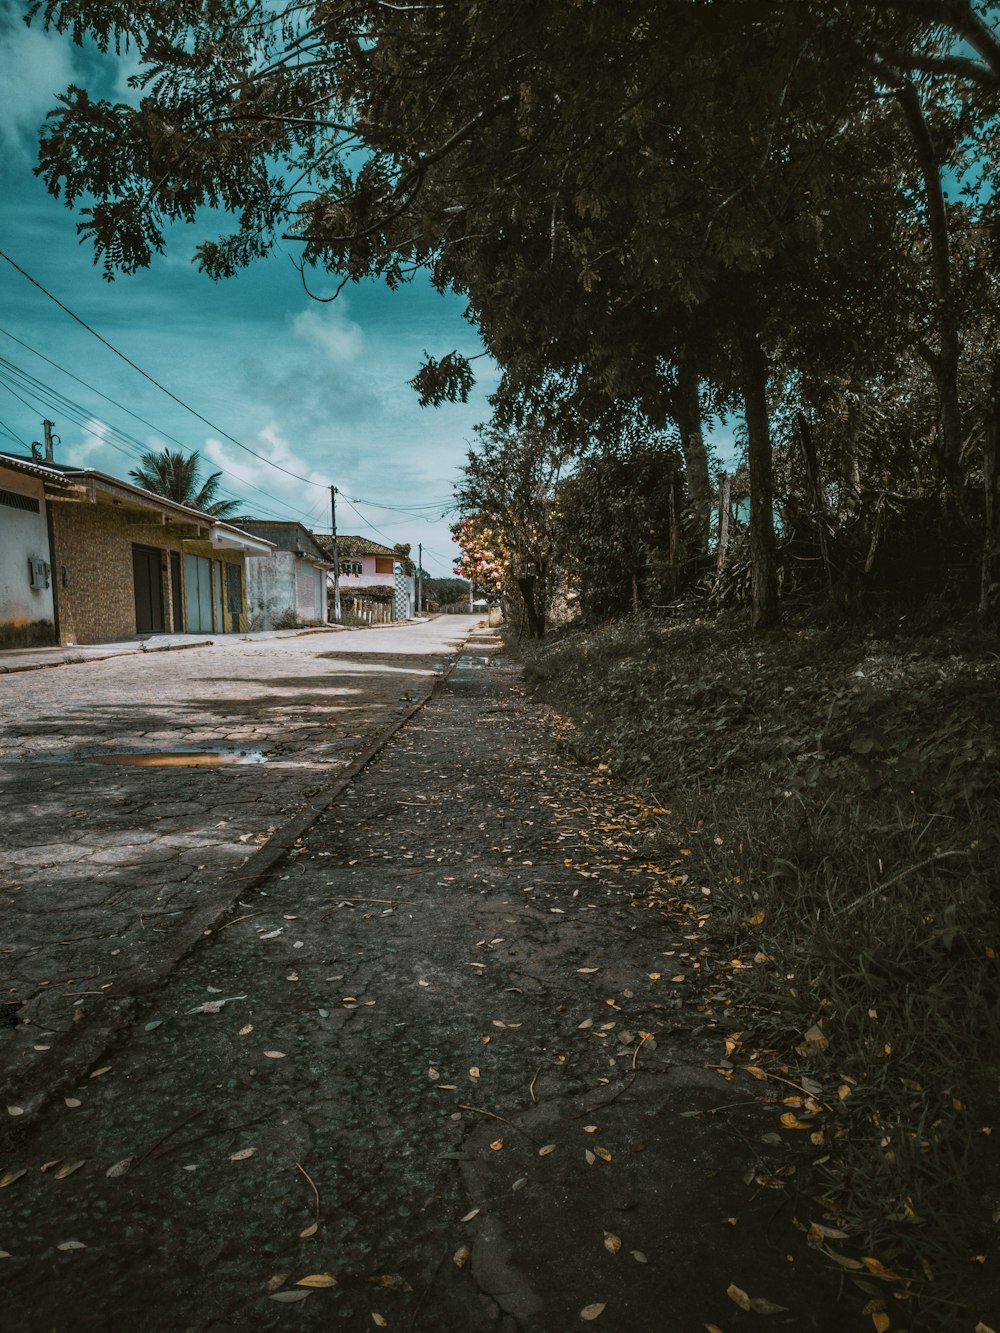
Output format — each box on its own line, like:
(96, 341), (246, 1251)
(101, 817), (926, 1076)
(291, 306), (365, 364)
(0, 15), (80, 168)
(202, 424), (331, 521)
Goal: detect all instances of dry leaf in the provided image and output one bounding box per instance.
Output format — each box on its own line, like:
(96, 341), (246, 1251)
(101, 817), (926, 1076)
(6, 1106), (24, 1117)
(428, 1067), (440, 1080)
(469, 1067), (481, 1079)
(583, 1125), (599, 1133)
(54, 1160), (86, 1179)
(269, 1291), (310, 1303)
(974, 1324), (996, 1333)
(105, 1158), (133, 1178)
(0, 1169), (27, 1189)
(239, 1024), (253, 1036)
(577, 968), (600, 974)
(265, 1274), (288, 1292)
(580, 1303), (606, 1321)
(872, 1315), (890, 1333)
(263, 1050), (286, 1059)
(863, 1257), (904, 1282)
(56, 1240), (86, 1251)
(376, 1275), (412, 1291)
(228, 1147), (256, 1161)
(631, 1251), (648, 1264)
(603, 1232), (621, 1255)
(64, 1098), (81, 1108)
(593, 1146), (612, 1162)
(489, 1138), (504, 1151)
(585, 1149), (596, 1165)
(750, 1296), (789, 1314)
(578, 1019), (594, 1030)
(372, 1316), (387, 1328)
(295, 1273), (337, 1288)
(299, 1222), (318, 1239)
(89, 1067), (111, 1078)
(538, 1144), (556, 1157)
(460, 1208), (480, 1223)
(727, 1283), (752, 1311)
(453, 1245), (471, 1268)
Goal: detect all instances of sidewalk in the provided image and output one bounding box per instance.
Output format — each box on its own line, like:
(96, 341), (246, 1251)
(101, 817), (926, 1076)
(0, 631), (866, 1332)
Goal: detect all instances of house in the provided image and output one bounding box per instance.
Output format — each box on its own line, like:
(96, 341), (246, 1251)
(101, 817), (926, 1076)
(0, 453), (74, 648)
(230, 520), (331, 629)
(312, 534), (415, 623)
(0, 451), (274, 645)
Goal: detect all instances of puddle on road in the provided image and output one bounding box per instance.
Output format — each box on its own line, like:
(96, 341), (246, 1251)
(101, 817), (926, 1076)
(79, 749), (266, 768)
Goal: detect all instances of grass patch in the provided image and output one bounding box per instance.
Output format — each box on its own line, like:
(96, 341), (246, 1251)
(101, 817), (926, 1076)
(526, 613), (1000, 1324)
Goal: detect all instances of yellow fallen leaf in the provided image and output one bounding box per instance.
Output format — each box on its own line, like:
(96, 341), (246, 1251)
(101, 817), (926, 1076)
(863, 1257), (905, 1282)
(975, 1324), (996, 1333)
(469, 1067), (481, 1079)
(299, 1222), (318, 1239)
(872, 1314), (890, 1333)
(54, 1161), (86, 1179)
(489, 1138), (504, 1151)
(0, 1169), (27, 1189)
(580, 1303), (606, 1321)
(538, 1144), (557, 1157)
(743, 1064), (768, 1080)
(295, 1273), (337, 1288)
(727, 1283), (751, 1311)
(372, 1316), (387, 1328)
(453, 1245), (471, 1268)
(593, 1146), (612, 1162)
(239, 1024), (253, 1036)
(603, 1232), (621, 1255)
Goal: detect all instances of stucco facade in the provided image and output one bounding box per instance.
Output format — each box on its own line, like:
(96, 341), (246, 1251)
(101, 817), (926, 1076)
(0, 461), (59, 647)
(235, 522), (330, 629)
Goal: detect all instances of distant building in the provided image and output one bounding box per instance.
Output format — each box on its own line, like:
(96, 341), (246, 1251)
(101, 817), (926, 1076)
(230, 520), (331, 629)
(312, 534), (415, 622)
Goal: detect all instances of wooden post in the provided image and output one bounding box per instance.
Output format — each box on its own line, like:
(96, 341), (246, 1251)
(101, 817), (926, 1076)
(717, 472), (732, 572)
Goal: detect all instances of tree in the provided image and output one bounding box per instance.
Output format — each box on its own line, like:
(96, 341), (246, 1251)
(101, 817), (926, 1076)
(28, 1), (1000, 623)
(128, 447), (239, 517)
(453, 425), (564, 637)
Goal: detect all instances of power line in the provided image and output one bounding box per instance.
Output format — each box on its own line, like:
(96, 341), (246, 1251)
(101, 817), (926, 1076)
(0, 415), (26, 447)
(0, 354), (325, 525)
(0, 247), (329, 490)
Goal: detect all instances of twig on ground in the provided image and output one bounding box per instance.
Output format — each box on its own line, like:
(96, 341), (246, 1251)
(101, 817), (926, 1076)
(296, 1160), (321, 1220)
(214, 912), (266, 932)
(528, 1065), (541, 1104)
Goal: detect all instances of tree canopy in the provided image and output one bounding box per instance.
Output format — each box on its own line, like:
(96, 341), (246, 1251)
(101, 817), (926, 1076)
(27, 0), (1000, 624)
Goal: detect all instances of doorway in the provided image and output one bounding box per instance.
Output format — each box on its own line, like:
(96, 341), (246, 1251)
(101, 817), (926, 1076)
(132, 545), (164, 634)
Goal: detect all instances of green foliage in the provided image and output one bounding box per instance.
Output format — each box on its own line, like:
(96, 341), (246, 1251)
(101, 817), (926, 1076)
(555, 436), (685, 620)
(128, 447), (239, 517)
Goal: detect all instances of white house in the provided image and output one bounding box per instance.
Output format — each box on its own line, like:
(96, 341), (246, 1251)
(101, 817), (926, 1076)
(0, 454), (72, 649)
(231, 521), (332, 629)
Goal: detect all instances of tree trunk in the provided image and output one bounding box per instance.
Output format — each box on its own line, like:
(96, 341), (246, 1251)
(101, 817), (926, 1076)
(739, 327), (780, 629)
(796, 411), (833, 592)
(674, 356), (712, 552)
(896, 81), (963, 491)
(717, 471), (732, 571)
(981, 388), (1000, 623)
(517, 575), (545, 638)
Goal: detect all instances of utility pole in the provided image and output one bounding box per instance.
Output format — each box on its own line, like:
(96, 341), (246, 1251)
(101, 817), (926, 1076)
(417, 543), (422, 614)
(31, 419), (58, 463)
(330, 484), (341, 624)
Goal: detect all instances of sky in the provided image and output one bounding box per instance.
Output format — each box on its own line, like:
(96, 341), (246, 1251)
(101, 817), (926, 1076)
(0, 4), (499, 577)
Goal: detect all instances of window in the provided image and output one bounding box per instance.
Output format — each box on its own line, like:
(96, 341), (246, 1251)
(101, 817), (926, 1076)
(339, 559), (363, 576)
(374, 556), (395, 575)
(0, 488), (40, 513)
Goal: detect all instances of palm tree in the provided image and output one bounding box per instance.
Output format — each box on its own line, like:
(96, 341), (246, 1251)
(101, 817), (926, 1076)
(128, 448), (240, 518)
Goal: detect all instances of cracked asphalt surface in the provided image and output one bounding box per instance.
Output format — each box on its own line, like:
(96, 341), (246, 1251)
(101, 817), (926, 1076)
(1, 627), (870, 1331)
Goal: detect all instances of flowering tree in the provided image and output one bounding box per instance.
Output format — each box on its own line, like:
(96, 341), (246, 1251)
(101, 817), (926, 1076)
(451, 425), (564, 636)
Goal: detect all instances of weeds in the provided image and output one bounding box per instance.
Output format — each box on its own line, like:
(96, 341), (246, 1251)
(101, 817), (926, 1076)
(526, 612), (1000, 1324)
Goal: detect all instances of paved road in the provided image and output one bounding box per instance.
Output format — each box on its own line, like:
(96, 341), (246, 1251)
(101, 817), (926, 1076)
(1, 618), (478, 1117)
(0, 632), (867, 1332)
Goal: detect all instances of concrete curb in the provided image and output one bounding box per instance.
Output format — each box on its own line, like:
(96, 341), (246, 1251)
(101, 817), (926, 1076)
(1, 644), (470, 1135)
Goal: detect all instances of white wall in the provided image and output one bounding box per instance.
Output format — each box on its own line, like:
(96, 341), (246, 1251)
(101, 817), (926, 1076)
(0, 468), (55, 642)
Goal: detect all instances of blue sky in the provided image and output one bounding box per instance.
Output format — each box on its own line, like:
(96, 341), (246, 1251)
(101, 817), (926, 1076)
(0, 4), (498, 576)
